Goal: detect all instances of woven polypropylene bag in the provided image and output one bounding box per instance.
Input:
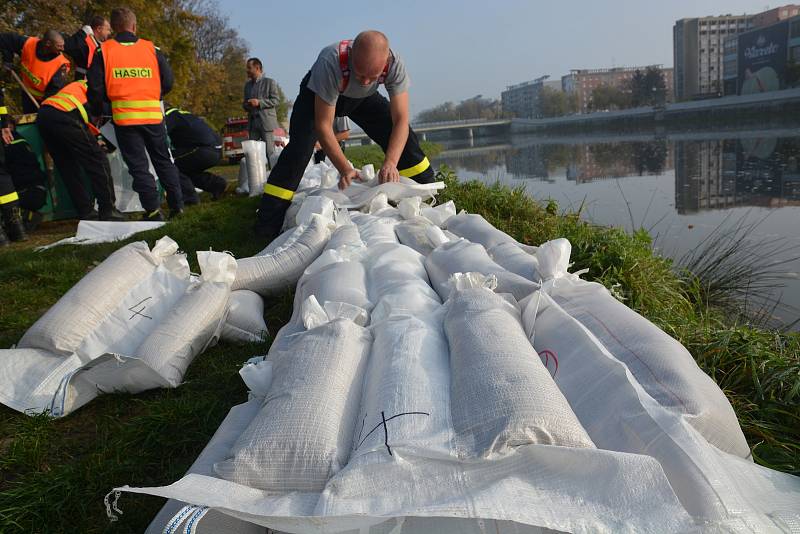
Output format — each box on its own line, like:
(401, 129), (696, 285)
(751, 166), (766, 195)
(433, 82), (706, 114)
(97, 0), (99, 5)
(18, 238), (176, 355)
(214, 319), (372, 491)
(232, 215), (330, 296)
(425, 239), (538, 301)
(445, 213), (516, 250)
(136, 252), (236, 386)
(221, 290), (268, 344)
(444, 286), (595, 457)
(547, 277), (750, 458)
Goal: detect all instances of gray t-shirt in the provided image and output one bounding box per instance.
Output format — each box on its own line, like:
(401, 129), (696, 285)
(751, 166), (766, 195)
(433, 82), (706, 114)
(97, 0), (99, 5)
(307, 42), (410, 106)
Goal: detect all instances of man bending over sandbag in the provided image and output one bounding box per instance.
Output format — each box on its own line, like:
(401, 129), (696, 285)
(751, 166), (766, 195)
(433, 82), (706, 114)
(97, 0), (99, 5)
(164, 105), (226, 205)
(253, 30), (434, 243)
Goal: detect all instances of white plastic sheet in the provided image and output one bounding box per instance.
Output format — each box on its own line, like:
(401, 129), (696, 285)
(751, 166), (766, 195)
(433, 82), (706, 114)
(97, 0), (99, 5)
(36, 220), (166, 250)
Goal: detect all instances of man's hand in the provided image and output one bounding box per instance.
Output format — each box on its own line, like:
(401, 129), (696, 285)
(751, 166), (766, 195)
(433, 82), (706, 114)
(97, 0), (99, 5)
(247, 98), (260, 108)
(338, 167), (360, 190)
(1, 127), (13, 145)
(378, 161), (401, 184)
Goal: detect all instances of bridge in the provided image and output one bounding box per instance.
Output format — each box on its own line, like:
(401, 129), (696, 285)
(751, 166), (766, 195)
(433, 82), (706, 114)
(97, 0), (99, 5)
(347, 118), (512, 143)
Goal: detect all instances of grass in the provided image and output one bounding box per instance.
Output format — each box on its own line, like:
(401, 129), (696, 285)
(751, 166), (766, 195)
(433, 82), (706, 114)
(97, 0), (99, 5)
(0, 151), (798, 532)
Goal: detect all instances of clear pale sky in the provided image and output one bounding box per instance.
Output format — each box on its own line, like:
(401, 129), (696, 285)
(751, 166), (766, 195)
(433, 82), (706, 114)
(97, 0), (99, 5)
(227, 0), (770, 115)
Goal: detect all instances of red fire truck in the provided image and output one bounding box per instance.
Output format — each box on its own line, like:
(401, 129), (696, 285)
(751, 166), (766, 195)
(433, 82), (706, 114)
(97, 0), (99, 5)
(222, 118), (288, 164)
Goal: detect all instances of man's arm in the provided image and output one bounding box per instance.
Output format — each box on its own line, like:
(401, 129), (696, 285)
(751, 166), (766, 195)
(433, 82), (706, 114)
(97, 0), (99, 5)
(314, 94), (357, 189)
(62, 28), (87, 65)
(0, 33), (27, 64)
(259, 78), (280, 109)
(380, 91), (410, 183)
(155, 48), (174, 97)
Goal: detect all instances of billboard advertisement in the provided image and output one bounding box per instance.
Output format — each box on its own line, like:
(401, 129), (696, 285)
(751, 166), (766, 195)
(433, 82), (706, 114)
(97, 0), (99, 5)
(738, 20), (790, 95)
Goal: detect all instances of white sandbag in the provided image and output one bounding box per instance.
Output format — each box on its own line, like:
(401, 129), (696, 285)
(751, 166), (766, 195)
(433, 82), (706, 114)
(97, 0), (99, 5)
(221, 290), (268, 344)
(136, 251), (236, 386)
(0, 349), (83, 413)
(445, 213), (516, 250)
(294, 195), (335, 227)
(351, 212), (399, 247)
(546, 276), (750, 458)
(488, 241), (540, 281)
(214, 317), (372, 491)
(236, 158), (249, 194)
(425, 238), (538, 301)
(523, 291), (799, 525)
(352, 315), (453, 461)
(398, 197), (456, 228)
(242, 140), (267, 197)
(232, 214), (331, 296)
(18, 237), (179, 355)
(395, 218), (436, 256)
(320, 177), (445, 210)
(444, 283), (595, 457)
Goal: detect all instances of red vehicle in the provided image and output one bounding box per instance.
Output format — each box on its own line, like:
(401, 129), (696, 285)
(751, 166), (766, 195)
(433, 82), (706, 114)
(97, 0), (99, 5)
(221, 117), (249, 164)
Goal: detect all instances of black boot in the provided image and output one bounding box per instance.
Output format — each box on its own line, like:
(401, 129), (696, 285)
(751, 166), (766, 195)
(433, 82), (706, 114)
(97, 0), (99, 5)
(99, 206), (126, 221)
(1, 203), (28, 242)
(0, 226), (9, 247)
(254, 193), (291, 244)
(22, 209), (43, 232)
(142, 209), (165, 222)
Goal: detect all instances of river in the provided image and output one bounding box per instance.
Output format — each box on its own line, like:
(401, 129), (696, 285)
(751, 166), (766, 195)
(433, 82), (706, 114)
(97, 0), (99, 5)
(431, 129), (800, 326)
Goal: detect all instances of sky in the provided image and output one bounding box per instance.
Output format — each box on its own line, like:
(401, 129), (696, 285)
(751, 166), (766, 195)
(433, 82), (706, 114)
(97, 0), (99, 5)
(227, 0), (771, 116)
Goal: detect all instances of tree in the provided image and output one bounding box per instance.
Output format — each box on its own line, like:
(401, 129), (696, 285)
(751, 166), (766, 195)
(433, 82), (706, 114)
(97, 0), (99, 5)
(415, 95), (507, 122)
(590, 85), (630, 111)
(629, 66), (667, 107)
(1, 0), (251, 129)
(538, 87), (577, 118)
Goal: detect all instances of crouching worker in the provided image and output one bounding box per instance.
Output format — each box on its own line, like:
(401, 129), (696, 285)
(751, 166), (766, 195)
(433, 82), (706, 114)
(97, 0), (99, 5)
(4, 126), (47, 230)
(0, 91), (27, 244)
(165, 106), (226, 204)
(36, 80), (123, 220)
(254, 30), (434, 242)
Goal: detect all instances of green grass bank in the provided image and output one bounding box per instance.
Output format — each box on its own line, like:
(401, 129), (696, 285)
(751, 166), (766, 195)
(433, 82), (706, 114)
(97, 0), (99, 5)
(0, 143), (796, 533)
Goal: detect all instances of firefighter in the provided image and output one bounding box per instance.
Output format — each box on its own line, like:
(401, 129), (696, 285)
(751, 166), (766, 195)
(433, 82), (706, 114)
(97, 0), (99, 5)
(87, 7), (183, 221)
(254, 30), (434, 242)
(36, 80), (123, 221)
(0, 88), (27, 245)
(0, 30), (70, 113)
(164, 106), (226, 204)
(3, 122), (47, 231)
(64, 16), (112, 81)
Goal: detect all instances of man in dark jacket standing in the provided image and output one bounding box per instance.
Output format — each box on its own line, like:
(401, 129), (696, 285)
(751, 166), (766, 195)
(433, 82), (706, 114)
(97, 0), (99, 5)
(243, 58), (280, 162)
(63, 16), (112, 80)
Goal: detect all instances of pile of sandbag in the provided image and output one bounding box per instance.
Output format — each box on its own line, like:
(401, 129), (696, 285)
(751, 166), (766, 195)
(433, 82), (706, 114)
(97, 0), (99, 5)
(0, 237), (237, 416)
(111, 175), (799, 533)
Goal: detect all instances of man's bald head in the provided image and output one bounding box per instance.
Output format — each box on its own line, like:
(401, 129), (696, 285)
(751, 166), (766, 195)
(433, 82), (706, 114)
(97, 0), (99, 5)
(351, 30), (390, 87)
(42, 30), (65, 54)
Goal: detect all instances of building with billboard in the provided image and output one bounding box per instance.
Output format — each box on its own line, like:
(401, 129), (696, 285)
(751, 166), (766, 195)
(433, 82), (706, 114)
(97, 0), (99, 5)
(737, 15), (800, 95)
(674, 14), (755, 100)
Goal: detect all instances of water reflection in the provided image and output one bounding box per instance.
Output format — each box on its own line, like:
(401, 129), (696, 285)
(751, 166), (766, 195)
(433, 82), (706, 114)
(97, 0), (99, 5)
(433, 130), (800, 321)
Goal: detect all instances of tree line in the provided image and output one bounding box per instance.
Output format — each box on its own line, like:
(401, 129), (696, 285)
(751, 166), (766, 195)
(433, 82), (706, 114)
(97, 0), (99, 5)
(1, 0), (289, 129)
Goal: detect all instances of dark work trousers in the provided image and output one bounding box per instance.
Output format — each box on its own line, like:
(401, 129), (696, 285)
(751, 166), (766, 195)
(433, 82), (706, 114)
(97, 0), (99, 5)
(114, 122), (183, 212)
(37, 105), (116, 217)
(172, 145), (225, 204)
(5, 138), (47, 211)
(0, 144), (19, 208)
(256, 71), (434, 235)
